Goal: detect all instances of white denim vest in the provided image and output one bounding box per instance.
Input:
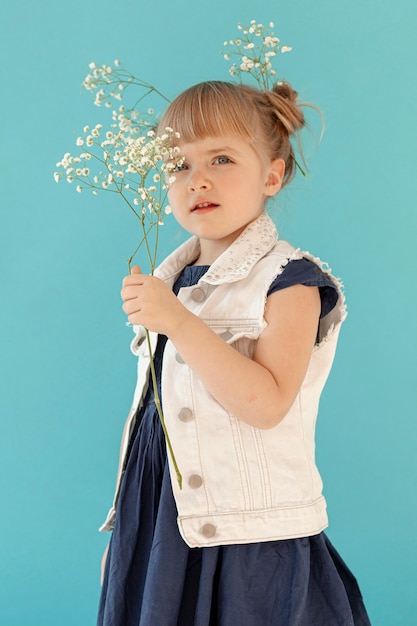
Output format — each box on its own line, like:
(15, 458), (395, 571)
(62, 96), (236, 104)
(100, 212), (347, 547)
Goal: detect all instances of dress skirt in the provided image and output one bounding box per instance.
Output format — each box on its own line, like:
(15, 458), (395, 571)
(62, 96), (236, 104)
(97, 262), (371, 626)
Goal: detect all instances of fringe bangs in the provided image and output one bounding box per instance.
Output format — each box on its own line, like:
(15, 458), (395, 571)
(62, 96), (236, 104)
(158, 82), (256, 144)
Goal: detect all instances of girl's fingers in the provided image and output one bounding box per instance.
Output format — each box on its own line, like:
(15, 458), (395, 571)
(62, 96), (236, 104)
(122, 272), (146, 288)
(121, 285), (142, 301)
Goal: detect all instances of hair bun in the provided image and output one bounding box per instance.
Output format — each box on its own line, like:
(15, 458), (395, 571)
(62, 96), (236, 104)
(272, 81), (299, 104)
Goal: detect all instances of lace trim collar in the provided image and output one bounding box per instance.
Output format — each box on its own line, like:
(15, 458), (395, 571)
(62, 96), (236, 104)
(156, 212), (278, 286)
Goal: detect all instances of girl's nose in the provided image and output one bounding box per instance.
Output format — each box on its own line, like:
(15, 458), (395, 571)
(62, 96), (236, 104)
(187, 169), (212, 192)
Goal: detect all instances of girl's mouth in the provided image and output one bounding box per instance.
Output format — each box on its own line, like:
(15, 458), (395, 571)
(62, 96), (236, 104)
(192, 202), (219, 212)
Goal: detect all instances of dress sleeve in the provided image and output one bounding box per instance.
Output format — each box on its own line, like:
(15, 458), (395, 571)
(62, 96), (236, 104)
(267, 258), (339, 319)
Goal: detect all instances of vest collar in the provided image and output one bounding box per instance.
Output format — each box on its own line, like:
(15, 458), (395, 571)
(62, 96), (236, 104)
(155, 212), (278, 286)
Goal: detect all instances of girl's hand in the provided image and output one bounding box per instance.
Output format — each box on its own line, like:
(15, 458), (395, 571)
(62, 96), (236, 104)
(121, 266), (188, 335)
(122, 267), (321, 430)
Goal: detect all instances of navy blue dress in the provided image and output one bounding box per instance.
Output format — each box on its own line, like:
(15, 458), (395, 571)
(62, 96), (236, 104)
(97, 260), (371, 626)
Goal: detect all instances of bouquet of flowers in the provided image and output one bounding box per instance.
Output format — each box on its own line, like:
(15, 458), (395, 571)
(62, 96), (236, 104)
(54, 20), (292, 488)
(54, 20), (291, 260)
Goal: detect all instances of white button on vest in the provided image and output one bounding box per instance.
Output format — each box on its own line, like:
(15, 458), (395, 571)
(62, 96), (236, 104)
(188, 474), (203, 489)
(191, 287), (206, 302)
(201, 523), (216, 538)
(178, 407), (194, 422)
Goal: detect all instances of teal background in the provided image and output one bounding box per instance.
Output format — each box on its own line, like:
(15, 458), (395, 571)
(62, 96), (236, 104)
(1, 0), (416, 623)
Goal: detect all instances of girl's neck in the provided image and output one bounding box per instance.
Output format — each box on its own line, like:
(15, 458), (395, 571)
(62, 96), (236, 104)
(193, 246), (221, 267)
(194, 232), (243, 266)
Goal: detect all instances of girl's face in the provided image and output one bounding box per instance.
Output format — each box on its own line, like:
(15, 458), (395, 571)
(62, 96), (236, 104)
(167, 134), (284, 263)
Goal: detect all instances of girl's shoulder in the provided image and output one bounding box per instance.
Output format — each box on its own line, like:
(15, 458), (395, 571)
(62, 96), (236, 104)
(268, 258), (339, 318)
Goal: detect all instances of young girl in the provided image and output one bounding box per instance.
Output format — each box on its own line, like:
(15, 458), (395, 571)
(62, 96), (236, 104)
(97, 81), (371, 625)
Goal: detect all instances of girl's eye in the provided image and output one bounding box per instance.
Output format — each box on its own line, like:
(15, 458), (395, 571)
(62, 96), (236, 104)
(173, 162), (188, 172)
(214, 156), (231, 165)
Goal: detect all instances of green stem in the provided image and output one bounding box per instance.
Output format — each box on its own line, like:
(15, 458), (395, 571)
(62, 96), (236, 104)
(127, 224), (153, 269)
(141, 220), (154, 271)
(152, 219), (160, 270)
(120, 75), (171, 103)
(293, 155), (307, 178)
(126, 222), (182, 489)
(145, 328), (182, 489)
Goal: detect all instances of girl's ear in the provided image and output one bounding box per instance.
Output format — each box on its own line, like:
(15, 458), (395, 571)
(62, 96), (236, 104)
(264, 158), (285, 197)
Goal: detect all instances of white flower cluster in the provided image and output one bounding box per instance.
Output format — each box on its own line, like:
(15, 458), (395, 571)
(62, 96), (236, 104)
(82, 60), (169, 110)
(222, 20), (292, 90)
(83, 61), (122, 108)
(54, 59), (183, 267)
(56, 62), (185, 484)
(82, 61), (169, 139)
(55, 122), (182, 266)
(55, 124), (181, 215)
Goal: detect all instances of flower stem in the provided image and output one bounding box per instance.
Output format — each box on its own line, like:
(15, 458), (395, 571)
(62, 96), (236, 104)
(126, 241), (182, 490)
(145, 329), (183, 489)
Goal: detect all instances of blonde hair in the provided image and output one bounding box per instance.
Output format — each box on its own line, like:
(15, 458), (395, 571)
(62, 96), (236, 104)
(158, 80), (307, 187)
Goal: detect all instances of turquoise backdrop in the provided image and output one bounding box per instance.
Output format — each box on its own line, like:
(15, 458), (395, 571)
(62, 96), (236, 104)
(1, 0), (416, 624)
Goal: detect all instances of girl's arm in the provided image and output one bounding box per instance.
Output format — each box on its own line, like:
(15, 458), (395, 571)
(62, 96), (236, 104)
(121, 267), (320, 430)
(101, 544), (109, 586)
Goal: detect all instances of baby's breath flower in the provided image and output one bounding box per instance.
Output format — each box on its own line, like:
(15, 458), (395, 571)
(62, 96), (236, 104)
(221, 19), (292, 90)
(54, 122), (181, 231)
